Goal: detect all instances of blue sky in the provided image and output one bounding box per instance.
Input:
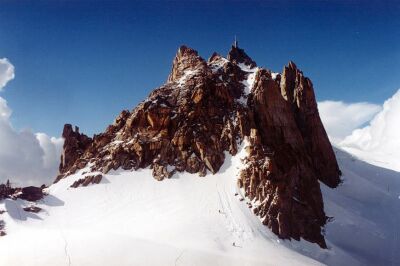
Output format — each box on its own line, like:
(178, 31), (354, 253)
(0, 0), (399, 137)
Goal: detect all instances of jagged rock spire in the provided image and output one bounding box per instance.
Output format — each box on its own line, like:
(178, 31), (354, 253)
(57, 124), (92, 181)
(167, 45), (207, 83)
(227, 43), (257, 68)
(280, 61), (341, 187)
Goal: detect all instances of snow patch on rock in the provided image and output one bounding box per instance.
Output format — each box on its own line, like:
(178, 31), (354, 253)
(237, 63), (258, 104)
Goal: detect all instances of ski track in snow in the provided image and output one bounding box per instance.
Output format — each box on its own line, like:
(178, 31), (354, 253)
(0, 143), (399, 265)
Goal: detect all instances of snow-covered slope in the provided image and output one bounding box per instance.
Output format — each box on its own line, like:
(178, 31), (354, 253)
(1, 144), (399, 265)
(0, 142), (320, 266)
(312, 148), (400, 266)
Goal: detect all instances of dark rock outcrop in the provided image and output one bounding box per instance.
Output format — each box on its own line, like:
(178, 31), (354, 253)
(280, 62), (341, 187)
(19, 186), (43, 202)
(56, 44), (340, 248)
(56, 124), (92, 181)
(227, 45), (257, 68)
(0, 181), (13, 200)
(0, 181), (44, 202)
(23, 206), (42, 213)
(239, 68), (328, 246)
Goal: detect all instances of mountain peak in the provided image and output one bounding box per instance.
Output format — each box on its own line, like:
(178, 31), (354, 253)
(167, 45), (207, 83)
(227, 45), (257, 68)
(287, 60), (297, 70)
(56, 45), (341, 248)
(208, 52), (223, 63)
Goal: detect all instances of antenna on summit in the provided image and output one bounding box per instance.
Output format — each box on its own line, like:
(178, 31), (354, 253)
(234, 35), (238, 48)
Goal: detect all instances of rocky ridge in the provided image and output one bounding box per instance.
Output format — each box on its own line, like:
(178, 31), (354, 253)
(56, 43), (340, 248)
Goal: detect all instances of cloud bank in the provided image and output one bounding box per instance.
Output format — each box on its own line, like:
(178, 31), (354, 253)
(0, 58), (63, 186)
(0, 58), (15, 91)
(339, 89), (400, 171)
(318, 100), (381, 144)
(319, 89), (400, 172)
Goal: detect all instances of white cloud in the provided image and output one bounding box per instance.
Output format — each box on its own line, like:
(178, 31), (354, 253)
(339, 89), (400, 171)
(36, 133), (64, 169)
(318, 100), (381, 144)
(0, 58), (15, 91)
(0, 59), (63, 186)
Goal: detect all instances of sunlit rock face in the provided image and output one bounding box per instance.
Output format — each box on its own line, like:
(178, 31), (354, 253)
(57, 44), (340, 248)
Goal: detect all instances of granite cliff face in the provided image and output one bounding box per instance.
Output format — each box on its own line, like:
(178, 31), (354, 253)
(56, 44), (340, 248)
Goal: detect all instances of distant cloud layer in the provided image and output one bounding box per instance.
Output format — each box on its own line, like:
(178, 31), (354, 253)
(319, 89), (400, 172)
(339, 89), (400, 171)
(0, 58), (63, 186)
(318, 100), (381, 143)
(0, 58), (15, 91)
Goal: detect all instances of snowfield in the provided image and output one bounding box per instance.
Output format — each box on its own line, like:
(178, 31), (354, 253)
(317, 148), (400, 266)
(0, 142), (399, 265)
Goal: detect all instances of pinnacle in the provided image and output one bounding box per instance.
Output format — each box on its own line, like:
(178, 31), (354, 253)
(167, 45), (207, 83)
(227, 44), (257, 68)
(287, 60), (297, 70)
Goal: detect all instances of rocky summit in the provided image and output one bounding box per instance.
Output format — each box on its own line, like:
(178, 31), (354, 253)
(55, 43), (341, 248)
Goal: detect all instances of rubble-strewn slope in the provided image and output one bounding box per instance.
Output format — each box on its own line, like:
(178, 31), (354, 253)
(56, 44), (340, 247)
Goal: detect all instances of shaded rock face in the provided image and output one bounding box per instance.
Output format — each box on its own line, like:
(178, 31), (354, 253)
(280, 62), (341, 187)
(0, 182), (43, 202)
(57, 124), (92, 180)
(23, 206), (42, 213)
(57, 44), (340, 248)
(240, 69), (328, 246)
(227, 45), (257, 68)
(19, 186), (44, 202)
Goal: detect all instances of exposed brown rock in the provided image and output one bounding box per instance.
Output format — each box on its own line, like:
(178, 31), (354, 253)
(59, 47), (244, 181)
(240, 68), (328, 246)
(57, 124), (92, 182)
(1, 180), (44, 202)
(19, 186), (43, 202)
(70, 174), (103, 188)
(280, 62), (341, 187)
(167, 45), (208, 83)
(56, 44), (340, 248)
